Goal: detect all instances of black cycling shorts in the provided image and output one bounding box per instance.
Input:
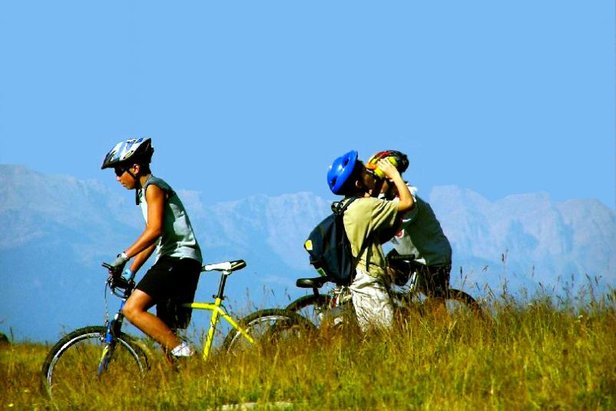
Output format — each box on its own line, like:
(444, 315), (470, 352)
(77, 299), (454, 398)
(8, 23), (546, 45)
(415, 264), (451, 298)
(136, 256), (201, 330)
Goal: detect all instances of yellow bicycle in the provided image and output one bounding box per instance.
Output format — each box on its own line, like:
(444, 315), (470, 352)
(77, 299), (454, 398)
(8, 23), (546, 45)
(41, 259), (313, 398)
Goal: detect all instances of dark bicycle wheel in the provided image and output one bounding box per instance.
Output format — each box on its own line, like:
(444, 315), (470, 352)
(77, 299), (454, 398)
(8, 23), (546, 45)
(286, 292), (359, 332)
(222, 308), (315, 353)
(41, 326), (149, 399)
(446, 289), (483, 315)
(285, 294), (331, 326)
(394, 288), (484, 319)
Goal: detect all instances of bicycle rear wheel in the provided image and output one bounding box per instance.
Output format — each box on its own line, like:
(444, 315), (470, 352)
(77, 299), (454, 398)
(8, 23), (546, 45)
(41, 326), (149, 399)
(446, 289), (483, 315)
(395, 288), (484, 319)
(222, 308), (315, 353)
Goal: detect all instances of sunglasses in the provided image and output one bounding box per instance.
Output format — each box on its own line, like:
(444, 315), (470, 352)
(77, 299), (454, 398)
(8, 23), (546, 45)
(114, 166), (128, 177)
(364, 166), (384, 180)
(365, 168), (377, 178)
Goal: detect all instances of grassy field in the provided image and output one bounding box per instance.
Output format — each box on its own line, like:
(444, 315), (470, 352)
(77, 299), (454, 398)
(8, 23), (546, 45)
(2, 290), (615, 410)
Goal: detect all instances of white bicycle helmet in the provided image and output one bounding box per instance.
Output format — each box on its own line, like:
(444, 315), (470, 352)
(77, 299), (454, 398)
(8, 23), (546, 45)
(101, 138), (154, 169)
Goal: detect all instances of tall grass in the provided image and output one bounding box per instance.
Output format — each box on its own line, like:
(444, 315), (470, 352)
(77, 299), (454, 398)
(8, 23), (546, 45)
(2, 285), (615, 410)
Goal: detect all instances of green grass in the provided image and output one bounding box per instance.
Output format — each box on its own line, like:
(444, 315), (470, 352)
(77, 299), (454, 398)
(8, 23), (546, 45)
(2, 291), (615, 410)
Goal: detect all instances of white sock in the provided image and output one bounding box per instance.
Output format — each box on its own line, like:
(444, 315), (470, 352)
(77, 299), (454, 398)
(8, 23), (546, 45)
(171, 341), (194, 357)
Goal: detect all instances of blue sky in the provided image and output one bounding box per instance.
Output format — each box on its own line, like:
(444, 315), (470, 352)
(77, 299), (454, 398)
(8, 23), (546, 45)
(0, 1), (614, 208)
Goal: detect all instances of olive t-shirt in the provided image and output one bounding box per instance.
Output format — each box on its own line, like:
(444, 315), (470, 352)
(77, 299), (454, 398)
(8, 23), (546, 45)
(343, 197), (400, 277)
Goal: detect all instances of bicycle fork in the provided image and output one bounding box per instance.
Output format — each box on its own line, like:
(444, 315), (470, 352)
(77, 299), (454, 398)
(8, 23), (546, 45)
(98, 301), (126, 376)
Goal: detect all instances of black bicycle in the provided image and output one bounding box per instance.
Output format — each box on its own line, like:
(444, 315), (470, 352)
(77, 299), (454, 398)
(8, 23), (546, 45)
(286, 254), (484, 328)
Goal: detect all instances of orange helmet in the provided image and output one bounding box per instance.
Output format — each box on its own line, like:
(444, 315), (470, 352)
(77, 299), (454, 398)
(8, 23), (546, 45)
(366, 150), (409, 179)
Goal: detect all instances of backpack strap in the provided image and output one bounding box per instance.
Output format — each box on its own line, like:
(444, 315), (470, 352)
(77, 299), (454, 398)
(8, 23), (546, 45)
(353, 230), (372, 276)
(331, 196), (357, 215)
(331, 197), (371, 281)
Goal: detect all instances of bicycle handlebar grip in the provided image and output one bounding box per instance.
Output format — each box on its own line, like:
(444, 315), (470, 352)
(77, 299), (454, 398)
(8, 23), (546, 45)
(102, 262), (134, 292)
(112, 276), (132, 290)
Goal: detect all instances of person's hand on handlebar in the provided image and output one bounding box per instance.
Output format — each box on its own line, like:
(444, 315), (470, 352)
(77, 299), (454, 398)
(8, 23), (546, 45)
(102, 260), (134, 290)
(112, 270), (134, 289)
(107, 252), (130, 275)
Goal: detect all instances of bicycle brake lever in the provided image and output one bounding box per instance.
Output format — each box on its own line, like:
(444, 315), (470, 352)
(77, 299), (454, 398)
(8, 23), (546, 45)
(102, 262), (114, 271)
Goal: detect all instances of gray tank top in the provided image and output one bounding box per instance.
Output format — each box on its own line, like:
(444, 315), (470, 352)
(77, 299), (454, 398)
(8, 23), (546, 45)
(138, 175), (202, 263)
(390, 193), (451, 266)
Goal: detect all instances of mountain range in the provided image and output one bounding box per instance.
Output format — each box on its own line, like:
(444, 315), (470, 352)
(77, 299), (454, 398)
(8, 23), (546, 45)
(1, 164), (614, 342)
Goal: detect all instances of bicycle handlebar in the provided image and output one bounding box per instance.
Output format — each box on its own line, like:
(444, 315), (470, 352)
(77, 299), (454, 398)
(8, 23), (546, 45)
(386, 253), (416, 262)
(101, 262), (115, 272)
(101, 262), (135, 296)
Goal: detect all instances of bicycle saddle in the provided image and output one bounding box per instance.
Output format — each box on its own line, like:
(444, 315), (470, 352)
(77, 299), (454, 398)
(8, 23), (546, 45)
(202, 259), (247, 272)
(296, 276), (330, 289)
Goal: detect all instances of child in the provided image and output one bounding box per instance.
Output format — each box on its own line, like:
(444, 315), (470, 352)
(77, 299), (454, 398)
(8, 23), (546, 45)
(326, 150), (413, 331)
(101, 137), (202, 359)
(366, 150), (452, 301)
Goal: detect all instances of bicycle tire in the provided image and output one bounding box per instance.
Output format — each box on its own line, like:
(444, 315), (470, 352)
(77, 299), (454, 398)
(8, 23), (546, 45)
(41, 326), (149, 398)
(222, 308), (315, 353)
(395, 288), (484, 319)
(447, 288), (482, 312)
(285, 294), (331, 326)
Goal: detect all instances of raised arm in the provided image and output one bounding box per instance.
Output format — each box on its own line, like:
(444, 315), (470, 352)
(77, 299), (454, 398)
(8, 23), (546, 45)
(376, 158), (414, 212)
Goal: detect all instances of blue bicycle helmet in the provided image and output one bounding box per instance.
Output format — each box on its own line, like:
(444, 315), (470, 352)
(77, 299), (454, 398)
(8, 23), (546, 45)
(327, 150), (360, 195)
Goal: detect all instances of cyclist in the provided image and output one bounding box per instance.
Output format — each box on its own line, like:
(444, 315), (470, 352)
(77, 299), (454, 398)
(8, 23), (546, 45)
(326, 150), (413, 331)
(101, 137), (202, 359)
(366, 150), (452, 302)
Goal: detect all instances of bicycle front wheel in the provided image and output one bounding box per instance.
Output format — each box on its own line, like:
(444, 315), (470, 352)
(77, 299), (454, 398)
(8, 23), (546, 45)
(285, 294), (331, 327)
(41, 326), (149, 399)
(222, 308), (315, 353)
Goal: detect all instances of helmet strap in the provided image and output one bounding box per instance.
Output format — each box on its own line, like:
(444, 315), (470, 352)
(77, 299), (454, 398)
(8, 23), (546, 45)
(125, 168), (142, 205)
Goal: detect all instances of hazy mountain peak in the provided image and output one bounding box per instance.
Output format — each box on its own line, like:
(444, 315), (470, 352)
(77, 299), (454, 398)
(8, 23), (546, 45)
(1, 164), (614, 342)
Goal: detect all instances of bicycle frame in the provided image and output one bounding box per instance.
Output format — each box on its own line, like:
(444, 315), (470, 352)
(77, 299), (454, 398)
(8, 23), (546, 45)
(186, 260), (255, 359)
(102, 259), (256, 361)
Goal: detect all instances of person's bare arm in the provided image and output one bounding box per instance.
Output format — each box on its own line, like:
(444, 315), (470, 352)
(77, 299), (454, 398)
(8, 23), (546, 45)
(124, 184), (165, 272)
(376, 159), (414, 212)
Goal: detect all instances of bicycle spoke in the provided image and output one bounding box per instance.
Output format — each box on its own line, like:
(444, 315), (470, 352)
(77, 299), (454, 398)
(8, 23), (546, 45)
(42, 327), (148, 400)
